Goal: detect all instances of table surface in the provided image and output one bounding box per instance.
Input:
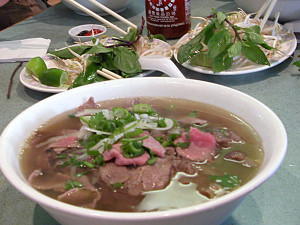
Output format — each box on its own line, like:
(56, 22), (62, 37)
(0, 1), (299, 224)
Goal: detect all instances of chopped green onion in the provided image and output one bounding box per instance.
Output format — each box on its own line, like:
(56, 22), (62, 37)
(132, 103), (155, 115)
(112, 107), (130, 119)
(76, 171), (88, 178)
(175, 142), (190, 148)
(65, 180), (83, 190)
(121, 141), (145, 158)
(144, 146), (157, 165)
(83, 161), (95, 168)
(57, 154), (67, 159)
(124, 128), (143, 138)
(157, 118), (167, 128)
(121, 134), (149, 143)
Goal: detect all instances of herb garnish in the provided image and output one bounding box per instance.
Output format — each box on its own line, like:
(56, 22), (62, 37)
(178, 10), (274, 73)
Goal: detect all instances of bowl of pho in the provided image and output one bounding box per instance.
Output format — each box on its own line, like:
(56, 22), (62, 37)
(0, 77), (287, 225)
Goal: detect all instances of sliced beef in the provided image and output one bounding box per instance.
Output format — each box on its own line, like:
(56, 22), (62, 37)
(99, 162), (130, 185)
(57, 188), (101, 209)
(212, 128), (244, 148)
(102, 144), (150, 166)
(48, 136), (79, 149)
(175, 127), (216, 162)
(77, 97), (98, 111)
(177, 117), (207, 126)
(224, 151), (246, 161)
(36, 149), (58, 170)
(126, 158), (172, 196)
(171, 158), (196, 175)
(142, 135), (166, 157)
(28, 170), (70, 193)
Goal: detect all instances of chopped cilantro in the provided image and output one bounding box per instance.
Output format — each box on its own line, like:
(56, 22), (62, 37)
(112, 182), (123, 189)
(189, 111), (197, 117)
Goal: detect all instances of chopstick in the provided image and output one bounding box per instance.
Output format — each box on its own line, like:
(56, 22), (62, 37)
(253, 0), (278, 30)
(87, 0), (137, 29)
(260, 0), (278, 30)
(64, 0), (127, 35)
(97, 68), (123, 80)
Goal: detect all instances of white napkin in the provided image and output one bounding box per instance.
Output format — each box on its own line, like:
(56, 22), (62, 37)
(0, 38), (51, 63)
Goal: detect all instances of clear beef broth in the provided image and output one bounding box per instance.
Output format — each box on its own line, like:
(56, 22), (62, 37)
(20, 97), (263, 212)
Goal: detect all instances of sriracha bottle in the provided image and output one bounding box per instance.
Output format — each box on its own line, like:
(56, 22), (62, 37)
(145, 0), (191, 39)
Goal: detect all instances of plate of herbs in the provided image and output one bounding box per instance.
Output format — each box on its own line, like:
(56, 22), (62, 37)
(173, 10), (297, 75)
(20, 27), (173, 93)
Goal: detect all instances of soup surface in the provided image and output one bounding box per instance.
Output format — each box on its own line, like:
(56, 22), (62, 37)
(20, 97), (263, 212)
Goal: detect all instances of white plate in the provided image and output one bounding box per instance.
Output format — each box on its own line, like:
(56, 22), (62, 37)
(174, 26), (297, 75)
(19, 55), (154, 93)
(20, 55), (69, 93)
(20, 39), (173, 93)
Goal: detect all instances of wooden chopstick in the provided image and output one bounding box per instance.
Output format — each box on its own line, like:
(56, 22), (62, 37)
(97, 68), (123, 80)
(64, 0), (127, 35)
(87, 0), (137, 29)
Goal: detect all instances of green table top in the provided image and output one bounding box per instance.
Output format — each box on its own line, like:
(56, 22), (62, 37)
(0, 1), (299, 224)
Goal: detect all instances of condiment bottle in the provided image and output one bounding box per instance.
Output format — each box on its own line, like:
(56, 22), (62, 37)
(145, 0), (191, 39)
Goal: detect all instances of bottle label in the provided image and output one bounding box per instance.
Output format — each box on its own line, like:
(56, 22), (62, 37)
(146, 0), (190, 28)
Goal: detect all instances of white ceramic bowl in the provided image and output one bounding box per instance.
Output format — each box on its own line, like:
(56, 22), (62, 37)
(68, 24), (107, 42)
(234, 0), (300, 22)
(62, 0), (134, 16)
(0, 78), (287, 225)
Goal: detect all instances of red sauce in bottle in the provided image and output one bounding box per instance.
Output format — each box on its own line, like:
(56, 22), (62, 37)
(145, 0), (191, 39)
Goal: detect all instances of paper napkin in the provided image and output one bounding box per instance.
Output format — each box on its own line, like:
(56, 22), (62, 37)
(0, 38), (51, 62)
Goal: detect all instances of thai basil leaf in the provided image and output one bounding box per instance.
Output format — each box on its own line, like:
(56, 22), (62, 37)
(49, 45), (92, 59)
(152, 34), (167, 42)
(217, 12), (226, 25)
(293, 60), (300, 68)
(88, 55), (103, 63)
(68, 62), (105, 89)
(113, 47), (142, 74)
(177, 21), (215, 64)
(213, 44), (233, 73)
(227, 41), (242, 58)
(86, 45), (114, 54)
(122, 28), (138, 42)
(244, 32), (265, 45)
(260, 43), (275, 50)
(242, 41), (270, 66)
(207, 29), (232, 58)
(243, 25), (261, 34)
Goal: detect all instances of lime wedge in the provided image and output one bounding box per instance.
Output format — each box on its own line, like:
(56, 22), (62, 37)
(25, 57), (47, 79)
(39, 68), (68, 87)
